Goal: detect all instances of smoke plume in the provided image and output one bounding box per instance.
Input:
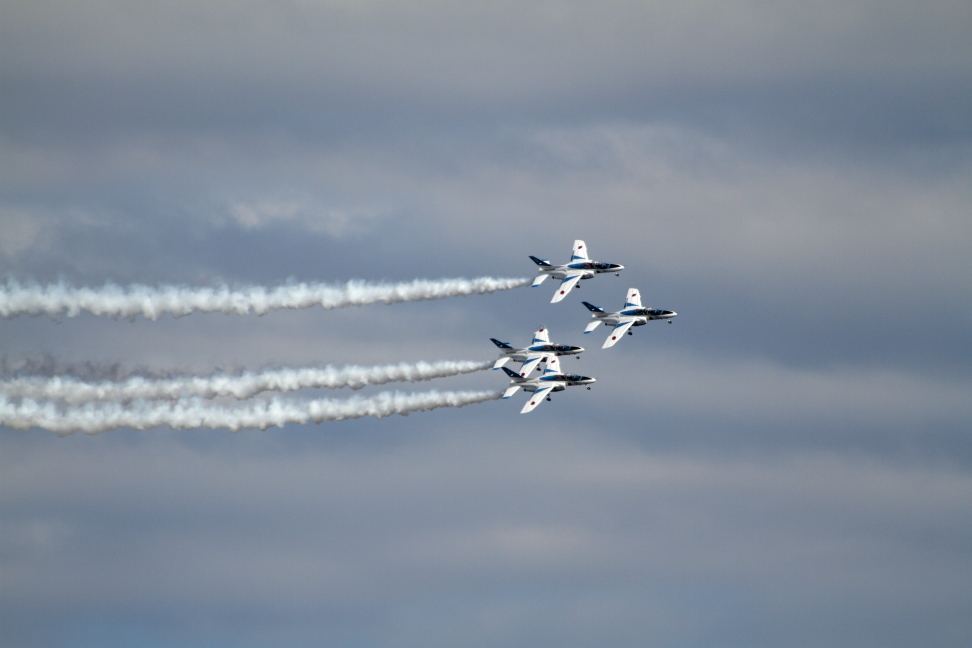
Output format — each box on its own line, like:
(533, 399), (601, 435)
(0, 277), (532, 319)
(0, 360), (493, 403)
(0, 390), (503, 435)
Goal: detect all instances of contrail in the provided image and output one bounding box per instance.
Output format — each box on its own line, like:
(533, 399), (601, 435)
(0, 360), (493, 403)
(0, 277), (532, 319)
(0, 390), (503, 435)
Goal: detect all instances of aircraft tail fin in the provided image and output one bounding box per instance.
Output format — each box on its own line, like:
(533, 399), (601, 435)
(624, 288), (642, 308)
(543, 356), (562, 374)
(532, 327), (550, 344)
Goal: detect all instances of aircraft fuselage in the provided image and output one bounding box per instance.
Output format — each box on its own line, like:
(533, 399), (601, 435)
(533, 261), (624, 281)
(496, 343), (584, 362)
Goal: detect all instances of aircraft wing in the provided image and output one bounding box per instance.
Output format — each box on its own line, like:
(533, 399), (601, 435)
(571, 240), (589, 262)
(602, 319), (635, 348)
(532, 327), (551, 344)
(520, 385), (555, 413)
(550, 274), (583, 303)
(518, 356), (544, 376)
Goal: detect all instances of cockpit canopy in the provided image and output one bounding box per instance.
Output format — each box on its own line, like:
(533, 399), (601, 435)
(572, 261), (616, 270)
(536, 344), (576, 352)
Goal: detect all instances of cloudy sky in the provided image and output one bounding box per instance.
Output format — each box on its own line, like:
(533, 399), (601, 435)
(2, 1), (971, 646)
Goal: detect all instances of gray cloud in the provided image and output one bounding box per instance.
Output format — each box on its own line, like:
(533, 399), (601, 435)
(3, 0), (970, 151)
(2, 432), (970, 646)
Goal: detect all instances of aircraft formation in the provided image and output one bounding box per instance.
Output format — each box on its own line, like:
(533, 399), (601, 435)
(496, 240), (677, 413)
(1, 239), (675, 432)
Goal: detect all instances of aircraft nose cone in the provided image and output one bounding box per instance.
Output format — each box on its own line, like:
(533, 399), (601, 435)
(613, 264), (624, 270)
(667, 311), (677, 317)
(571, 346), (584, 353)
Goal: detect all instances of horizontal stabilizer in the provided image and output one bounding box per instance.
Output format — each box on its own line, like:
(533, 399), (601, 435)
(531, 275), (549, 287)
(529, 256), (553, 267)
(493, 357), (510, 369)
(582, 301), (604, 313)
(501, 367), (524, 380)
(584, 321), (601, 334)
(502, 385), (521, 399)
(490, 338), (513, 349)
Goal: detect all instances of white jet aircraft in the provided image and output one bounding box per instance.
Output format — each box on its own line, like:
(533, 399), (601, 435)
(490, 326), (584, 377)
(582, 288), (677, 349)
(530, 240), (624, 303)
(500, 355), (595, 413)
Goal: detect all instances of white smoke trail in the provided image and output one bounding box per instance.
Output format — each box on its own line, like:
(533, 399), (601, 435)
(0, 277), (532, 320)
(0, 390), (502, 435)
(0, 360), (493, 403)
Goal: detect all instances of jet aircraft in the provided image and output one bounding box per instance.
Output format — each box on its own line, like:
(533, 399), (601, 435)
(490, 326), (584, 377)
(500, 355), (595, 413)
(582, 288), (677, 349)
(530, 240), (624, 303)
